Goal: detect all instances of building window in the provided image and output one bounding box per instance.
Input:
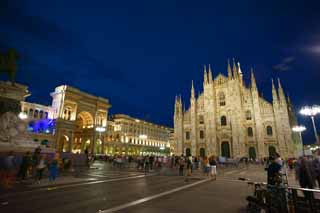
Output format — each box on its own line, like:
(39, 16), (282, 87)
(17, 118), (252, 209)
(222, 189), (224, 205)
(34, 110), (39, 118)
(221, 116), (227, 126)
(186, 131), (190, 140)
(247, 127), (253, 137)
(39, 111), (44, 119)
(219, 92), (226, 106)
(29, 108), (33, 116)
(200, 130), (204, 139)
(246, 110), (252, 120)
(267, 126), (273, 136)
(199, 115), (204, 124)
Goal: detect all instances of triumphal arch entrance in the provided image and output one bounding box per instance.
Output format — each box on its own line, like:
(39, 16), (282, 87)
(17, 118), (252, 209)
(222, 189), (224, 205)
(50, 85), (111, 153)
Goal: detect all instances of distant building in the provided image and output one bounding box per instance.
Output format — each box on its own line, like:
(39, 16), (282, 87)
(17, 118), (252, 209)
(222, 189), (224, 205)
(174, 61), (301, 159)
(105, 114), (172, 156)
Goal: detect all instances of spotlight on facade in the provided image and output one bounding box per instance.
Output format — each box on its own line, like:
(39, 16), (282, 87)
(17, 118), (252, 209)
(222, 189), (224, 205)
(18, 112), (28, 120)
(300, 105), (320, 143)
(95, 127), (106, 132)
(292, 125), (306, 156)
(139, 134), (148, 139)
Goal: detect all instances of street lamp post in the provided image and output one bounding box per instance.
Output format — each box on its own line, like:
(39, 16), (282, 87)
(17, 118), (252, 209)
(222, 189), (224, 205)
(300, 105), (320, 144)
(292, 125), (306, 156)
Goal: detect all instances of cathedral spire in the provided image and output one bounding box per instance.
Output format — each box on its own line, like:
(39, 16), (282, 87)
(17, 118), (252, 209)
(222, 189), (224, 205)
(232, 58), (238, 79)
(203, 65), (208, 85)
(251, 68), (257, 90)
(272, 79), (278, 105)
(208, 64), (213, 83)
(278, 78), (287, 105)
(191, 80), (195, 99)
(227, 59), (232, 80)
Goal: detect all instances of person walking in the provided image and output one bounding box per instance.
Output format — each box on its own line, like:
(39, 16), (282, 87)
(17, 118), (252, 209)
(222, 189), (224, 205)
(209, 156), (217, 180)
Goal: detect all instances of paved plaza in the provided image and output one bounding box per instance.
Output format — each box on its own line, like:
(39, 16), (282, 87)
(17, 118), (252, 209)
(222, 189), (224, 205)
(0, 161), (301, 213)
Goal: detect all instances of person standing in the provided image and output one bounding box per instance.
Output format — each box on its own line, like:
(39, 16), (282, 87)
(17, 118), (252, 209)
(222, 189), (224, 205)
(178, 155), (185, 176)
(202, 156), (209, 176)
(48, 154), (59, 182)
(35, 155), (47, 184)
(296, 156), (315, 198)
(312, 150), (320, 187)
(266, 156), (282, 186)
(18, 152), (32, 180)
(209, 156), (217, 180)
(186, 155), (192, 176)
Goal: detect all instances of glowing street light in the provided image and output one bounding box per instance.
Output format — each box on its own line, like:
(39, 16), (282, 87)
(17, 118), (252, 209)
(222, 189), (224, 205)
(18, 112), (28, 120)
(292, 125), (306, 156)
(95, 127), (106, 132)
(300, 105), (320, 144)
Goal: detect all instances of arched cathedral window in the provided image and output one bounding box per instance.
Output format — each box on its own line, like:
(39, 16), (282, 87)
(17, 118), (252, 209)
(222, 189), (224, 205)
(266, 126), (273, 136)
(247, 127), (253, 137)
(219, 92), (226, 106)
(221, 116), (227, 126)
(246, 110), (252, 120)
(199, 115), (204, 124)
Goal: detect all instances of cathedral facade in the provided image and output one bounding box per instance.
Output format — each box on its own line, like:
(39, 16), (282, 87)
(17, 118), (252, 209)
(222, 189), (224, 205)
(174, 61), (300, 159)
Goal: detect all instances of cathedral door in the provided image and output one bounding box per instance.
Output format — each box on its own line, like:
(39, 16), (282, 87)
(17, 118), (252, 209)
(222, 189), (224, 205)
(249, 147), (256, 160)
(200, 148), (205, 158)
(185, 148), (191, 157)
(268, 146), (276, 156)
(221, 142), (230, 158)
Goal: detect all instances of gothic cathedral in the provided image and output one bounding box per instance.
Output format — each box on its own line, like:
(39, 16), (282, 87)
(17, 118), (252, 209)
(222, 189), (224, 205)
(174, 60), (301, 159)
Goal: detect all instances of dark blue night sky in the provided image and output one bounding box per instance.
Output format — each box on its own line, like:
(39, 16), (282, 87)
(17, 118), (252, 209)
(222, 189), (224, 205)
(1, 0), (320, 143)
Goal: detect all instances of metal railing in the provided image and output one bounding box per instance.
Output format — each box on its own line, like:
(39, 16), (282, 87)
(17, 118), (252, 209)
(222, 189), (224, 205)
(239, 177), (320, 212)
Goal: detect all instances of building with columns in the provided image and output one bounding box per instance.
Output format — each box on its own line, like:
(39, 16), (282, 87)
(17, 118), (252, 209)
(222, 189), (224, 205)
(104, 114), (172, 156)
(174, 60), (301, 159)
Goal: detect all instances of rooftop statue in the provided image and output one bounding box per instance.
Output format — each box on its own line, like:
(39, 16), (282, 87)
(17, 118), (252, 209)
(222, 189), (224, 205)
(0, 49), (19, 85)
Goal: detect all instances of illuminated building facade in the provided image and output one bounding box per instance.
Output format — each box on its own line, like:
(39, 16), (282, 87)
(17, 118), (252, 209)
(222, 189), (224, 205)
(174, 61), (301, 159)
(105, 114), (172, 156)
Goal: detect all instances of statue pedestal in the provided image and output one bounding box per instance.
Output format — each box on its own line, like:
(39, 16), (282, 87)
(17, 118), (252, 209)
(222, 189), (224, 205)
(0, 81), (53, 153)
(0, 81), (30, 101)
(0, 81), (30, 115)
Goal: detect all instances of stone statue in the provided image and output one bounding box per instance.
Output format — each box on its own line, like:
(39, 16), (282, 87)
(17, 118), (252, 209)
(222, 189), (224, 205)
(0, 112), (31, 145)
(0, 49), (19, 84)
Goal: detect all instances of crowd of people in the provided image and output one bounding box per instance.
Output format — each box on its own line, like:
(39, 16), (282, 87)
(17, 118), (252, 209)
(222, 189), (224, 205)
(2, 146), (320, 193)
(266, 150), (320, 194)
(1, 147), (72, 188)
